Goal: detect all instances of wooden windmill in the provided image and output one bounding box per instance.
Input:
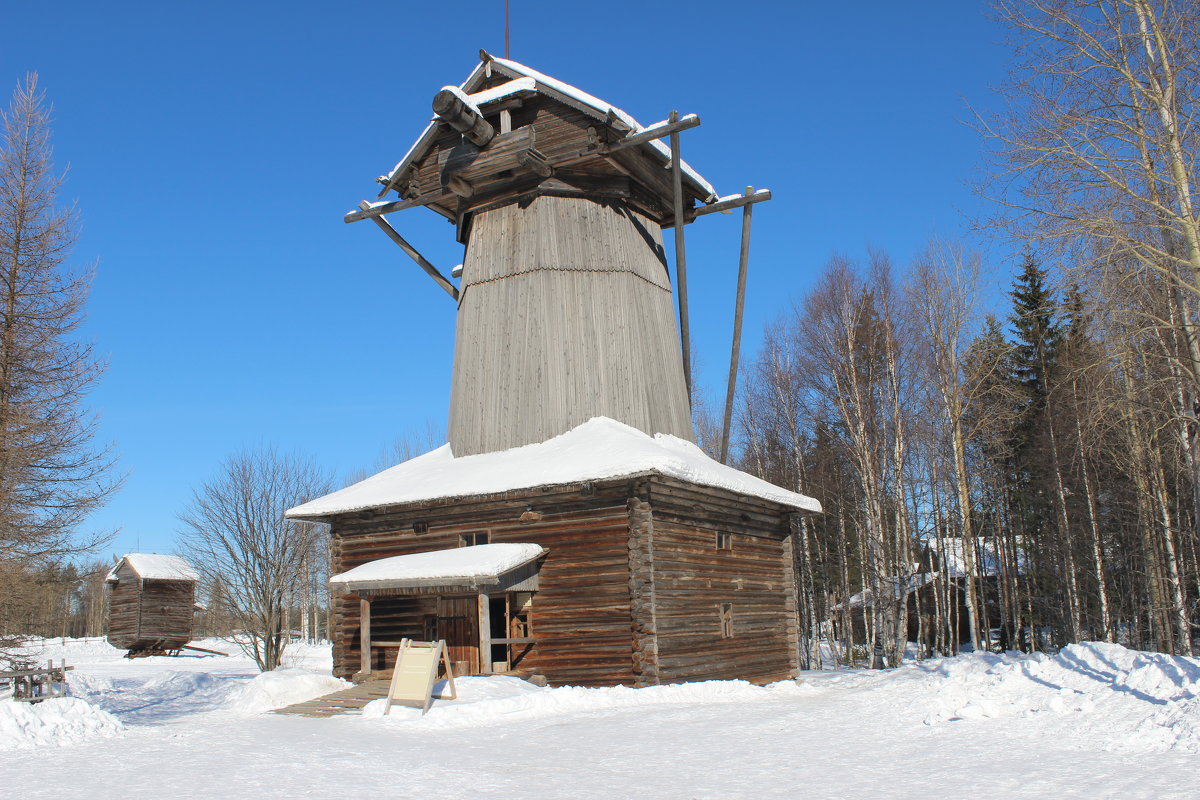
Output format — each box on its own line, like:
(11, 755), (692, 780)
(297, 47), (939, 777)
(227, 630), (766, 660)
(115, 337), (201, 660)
(346, 52), (770, 458)
(290, 55), (817, 690)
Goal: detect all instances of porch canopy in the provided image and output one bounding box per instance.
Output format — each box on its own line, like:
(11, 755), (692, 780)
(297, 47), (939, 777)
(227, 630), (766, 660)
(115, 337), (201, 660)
(332, 543), (546, 677)
(330, 543), (545, 595)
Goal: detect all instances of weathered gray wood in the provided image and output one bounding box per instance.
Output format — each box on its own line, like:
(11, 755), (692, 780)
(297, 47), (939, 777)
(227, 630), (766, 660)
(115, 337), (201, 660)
(669, 111), (692, 406)
(106, 562), (196, 652)
(627, 493), (661, 687)
(432, 88), (494, 147)
(360, 201), (460, 301)
(606, 113), (700, 153)
(359, 597), (371, 676)
(344, 196), (423, 224)
(691, 188), (772, 218)
(517, 148), (553, 177)
(478, 592), (491, 674)
(720, 187), (756, 464)
(446, 174), (474, 198)
(447, 195), (692, 456)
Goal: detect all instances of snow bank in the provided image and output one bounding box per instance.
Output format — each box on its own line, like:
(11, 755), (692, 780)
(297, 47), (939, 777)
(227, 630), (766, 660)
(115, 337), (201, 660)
(0, 697), (123, 750)
(909, 642), (1200, 752)
(224, 669), (349, 715)
(359, 675), (806, 728)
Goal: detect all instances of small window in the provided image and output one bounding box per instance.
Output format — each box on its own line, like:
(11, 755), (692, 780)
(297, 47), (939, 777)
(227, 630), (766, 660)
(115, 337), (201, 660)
(716, 531), (732, 551)
(423, 615), (438, 641)
(459, 532), (489, 547)
(719, 603), (734, 639)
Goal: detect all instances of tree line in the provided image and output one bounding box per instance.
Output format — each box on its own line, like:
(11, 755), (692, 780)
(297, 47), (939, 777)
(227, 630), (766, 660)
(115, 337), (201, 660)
(733, 0), (1200, 667)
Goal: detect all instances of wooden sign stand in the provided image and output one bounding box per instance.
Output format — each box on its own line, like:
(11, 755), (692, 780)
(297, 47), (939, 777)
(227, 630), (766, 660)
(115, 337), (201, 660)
(384, 638), (458, 715)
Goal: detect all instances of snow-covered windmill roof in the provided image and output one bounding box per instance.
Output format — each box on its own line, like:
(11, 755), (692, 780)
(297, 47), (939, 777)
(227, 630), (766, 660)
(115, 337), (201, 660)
(287, 417), (821, 520)
(380, 56), (716, 201)
(105, 553), (199, 583)
(329, 543), (546, 592)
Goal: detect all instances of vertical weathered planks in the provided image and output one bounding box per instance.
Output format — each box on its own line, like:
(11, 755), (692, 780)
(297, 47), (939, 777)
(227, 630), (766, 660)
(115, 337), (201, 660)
(448, 195), (692, 456)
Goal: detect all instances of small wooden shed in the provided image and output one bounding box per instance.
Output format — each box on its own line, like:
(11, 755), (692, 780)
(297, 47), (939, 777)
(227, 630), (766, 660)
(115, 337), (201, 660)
(105, 553), (200, 653)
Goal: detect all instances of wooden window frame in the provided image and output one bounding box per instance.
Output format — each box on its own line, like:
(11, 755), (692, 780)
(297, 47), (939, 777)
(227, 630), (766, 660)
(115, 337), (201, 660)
(715, 531), (732, 551)
(459, 532), (490, 547)
(719, 602), (734, 639)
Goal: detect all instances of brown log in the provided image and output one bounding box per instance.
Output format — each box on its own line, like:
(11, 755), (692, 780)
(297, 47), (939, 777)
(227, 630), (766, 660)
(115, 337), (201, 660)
(433, 88), (495, 148)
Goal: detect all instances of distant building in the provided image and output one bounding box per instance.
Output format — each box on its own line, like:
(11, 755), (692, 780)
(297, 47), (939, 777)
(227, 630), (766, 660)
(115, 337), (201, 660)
(105, 553), (199, 654)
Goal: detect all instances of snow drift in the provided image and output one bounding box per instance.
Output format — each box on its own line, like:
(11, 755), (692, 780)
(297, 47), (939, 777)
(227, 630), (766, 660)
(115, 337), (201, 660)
(224, 668), (349, 715)
(886, 642), (1200, 752)
(0, 697), (123, 750)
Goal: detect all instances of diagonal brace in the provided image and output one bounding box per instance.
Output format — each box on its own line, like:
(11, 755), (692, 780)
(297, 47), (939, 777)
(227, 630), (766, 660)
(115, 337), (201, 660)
(360, 201), (459, 301)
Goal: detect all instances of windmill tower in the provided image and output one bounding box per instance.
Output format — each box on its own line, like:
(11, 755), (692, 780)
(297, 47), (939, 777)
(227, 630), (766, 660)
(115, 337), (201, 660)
(348, 53), (770, 457)
(296, 55), (815, 689)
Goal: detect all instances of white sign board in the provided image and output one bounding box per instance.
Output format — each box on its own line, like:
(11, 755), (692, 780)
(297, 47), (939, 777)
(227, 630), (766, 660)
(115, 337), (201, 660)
(384, 639), (458, 715)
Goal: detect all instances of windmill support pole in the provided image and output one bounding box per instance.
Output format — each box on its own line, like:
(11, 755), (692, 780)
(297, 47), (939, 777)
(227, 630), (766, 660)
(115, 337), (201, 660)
(669, 110), (692, 405)
(360, 201), (460, 301)
(720, 187), (755, 464)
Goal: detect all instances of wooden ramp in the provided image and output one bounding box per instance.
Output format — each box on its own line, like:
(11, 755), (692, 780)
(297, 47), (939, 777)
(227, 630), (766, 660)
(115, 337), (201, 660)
(272, 679), (390, 718)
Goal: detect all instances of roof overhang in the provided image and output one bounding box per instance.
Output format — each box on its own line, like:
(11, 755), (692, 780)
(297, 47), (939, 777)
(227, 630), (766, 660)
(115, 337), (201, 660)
(329, 543), (546, 595)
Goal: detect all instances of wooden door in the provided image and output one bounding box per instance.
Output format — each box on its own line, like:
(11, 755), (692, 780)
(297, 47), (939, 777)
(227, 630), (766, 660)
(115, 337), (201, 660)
(437, 596), (478, 675)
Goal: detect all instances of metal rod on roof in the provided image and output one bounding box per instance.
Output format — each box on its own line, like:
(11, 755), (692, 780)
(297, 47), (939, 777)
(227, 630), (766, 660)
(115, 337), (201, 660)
(720, 186), (756, 465)
(505, 0), (511, 58)
(669, 110), (692, 408)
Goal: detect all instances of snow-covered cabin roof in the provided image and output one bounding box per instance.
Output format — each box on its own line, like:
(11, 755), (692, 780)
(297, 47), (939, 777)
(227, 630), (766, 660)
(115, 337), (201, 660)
(287, 417), (821, 520)
(329, 543), (546, 592)
(380, 56), (716, 202)
(933, 538), (1026, 578)
(105, 554), (199, 583)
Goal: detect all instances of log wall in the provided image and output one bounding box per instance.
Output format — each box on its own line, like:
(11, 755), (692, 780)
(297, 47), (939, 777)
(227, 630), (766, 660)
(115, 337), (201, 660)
(330, 482), (637, 687)
(646, 479), (799, 684)
(106, 566), (195, 651)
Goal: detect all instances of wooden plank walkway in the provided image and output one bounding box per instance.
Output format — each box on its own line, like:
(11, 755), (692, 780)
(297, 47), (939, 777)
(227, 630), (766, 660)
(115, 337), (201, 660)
(272, 679), (390, 718)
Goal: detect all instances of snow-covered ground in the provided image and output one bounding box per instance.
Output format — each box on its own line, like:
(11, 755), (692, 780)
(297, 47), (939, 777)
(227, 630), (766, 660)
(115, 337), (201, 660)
(3, 638), (1199, 798)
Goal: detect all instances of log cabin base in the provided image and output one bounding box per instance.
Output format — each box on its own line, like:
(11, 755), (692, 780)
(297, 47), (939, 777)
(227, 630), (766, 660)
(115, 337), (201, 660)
(318, 474), (808, 688)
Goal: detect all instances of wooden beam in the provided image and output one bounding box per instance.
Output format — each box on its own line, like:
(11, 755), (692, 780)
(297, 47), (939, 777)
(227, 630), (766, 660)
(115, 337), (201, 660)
(606, 113), (700, 153)
(446, 174), (475, 198)
(359, 596), (371, 677)
(360, 201), (459, 301)
(432, 88), (494, 148)
(720, 187), (756, 464)
(691, 188), (773, 219)
(669, 111), (692, 406)
(477, 592), (491, 675)
(517, 148), (554, 178)
(345, 197), (424, 224)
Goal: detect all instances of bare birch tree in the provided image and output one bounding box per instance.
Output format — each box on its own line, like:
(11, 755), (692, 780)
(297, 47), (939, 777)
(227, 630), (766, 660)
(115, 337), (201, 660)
(179, 448), (331, 671)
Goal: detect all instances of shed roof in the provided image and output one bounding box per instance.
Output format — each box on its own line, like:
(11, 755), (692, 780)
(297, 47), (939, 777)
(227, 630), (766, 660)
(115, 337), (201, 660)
(286, 416), (821, 520)
(378, 56), (716, 202)
(105, 553), (199, 583)
(329, 543), (545, 592)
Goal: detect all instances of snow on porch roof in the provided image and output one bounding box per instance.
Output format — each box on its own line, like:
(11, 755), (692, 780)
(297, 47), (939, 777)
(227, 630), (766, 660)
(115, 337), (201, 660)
(105, 553), (199, 583)
(329, 543), (546, 592)
(286, 417), (822, 520)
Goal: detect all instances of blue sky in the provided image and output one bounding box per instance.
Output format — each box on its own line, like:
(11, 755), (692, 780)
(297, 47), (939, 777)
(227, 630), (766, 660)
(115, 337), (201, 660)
(2, 1), (1012, 558)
